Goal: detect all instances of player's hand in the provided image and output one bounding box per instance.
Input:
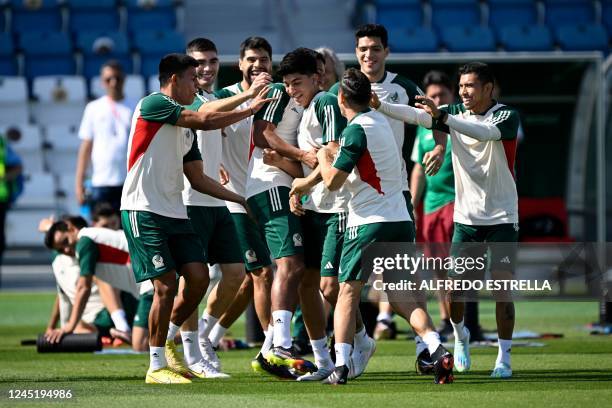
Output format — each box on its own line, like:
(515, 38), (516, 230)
(316, 146), (334, 164)
(248, 86), (278, 114)
(290, 177), (312, 200)
(240, 199), (257, 224)
(75, 184), (86, 205)
(262, 148), (283, 167)
(38, 215), (55, 233)
(248, 72), (273, 97)
(289, 194), (305, 216)
(369, 91), (381, 109)
(422, 144), (445, 176)
(45, 328), (70, 344)
(299, 148), (318, 169)
(415, 95), (441, 118)
(219, 165), (230, 185)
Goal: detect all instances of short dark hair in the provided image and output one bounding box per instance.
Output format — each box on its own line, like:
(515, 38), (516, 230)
(339, 68), (371, 108)
(355, 24), (388, 48)
(101, 59), (124, 76)
(158, 53), (199, 87)
(239, 36), (272, 59)
(277, 48), (319, 78)
(458, 62), (495, 87)
(44, 221), (69, 250)
(91, 202), (117, 223)
(186, 37), (217, 54)
(422, 70), (454, 92)
(61, 215), (88, 230)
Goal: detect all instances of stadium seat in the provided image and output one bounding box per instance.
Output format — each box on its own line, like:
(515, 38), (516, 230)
(441, 26), (496, 52)
(555, 24), (608, 52)
(126, 0), (176, 32)
(387, 27), (439, 53)
(44, 124), (79, 174)
(148, 74), (159, 93)
(14, 172), (57, 208)
(603, 1), (612, 36)
(498, 25), (553, 52)
(544, 0), (595, 27)
(0, 124), (44, 174)
(31, 76), (86, 127)
(0, 34), (17, 75)
(376, 0), (423, 31)
(297, 30), (357, 54)
(431, 0), (481, 31)
(90, 74), (145, 100)
(133, 30), (185, 77)
(19, 32), (75, 79)
(67, 0), (121, 33)
(10, 0), (63, 34)
(6, 210), (59, 246)
(488, 0), (538, 32)
(76, 31), (133, 79)
(0, 77), (29, 125)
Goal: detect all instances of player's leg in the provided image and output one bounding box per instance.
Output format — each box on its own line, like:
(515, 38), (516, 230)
(132, 291), (152, 352)
(94, 278), (132, 343)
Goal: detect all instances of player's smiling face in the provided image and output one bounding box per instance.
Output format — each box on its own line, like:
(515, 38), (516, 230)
(239, 48), (272, 85)
(189, 50), (219, 91)
(174, 66), (198, 105)
(283, 73), (319, 107)
(53, 229), (78, 256)
(356, 36), (388, 78)
(459, 73), (493, 112)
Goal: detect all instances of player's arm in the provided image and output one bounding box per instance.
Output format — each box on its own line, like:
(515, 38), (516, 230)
(410, 163), (426, 208)
(75, 140), (92, 205)
(321, 125), (366, 191)
(262, 149), (304, 178)
(184, 160), (247, 205)
(371, 94), (433, 128)
(318, 147), (348, 191)
(200, 73), (272, 112)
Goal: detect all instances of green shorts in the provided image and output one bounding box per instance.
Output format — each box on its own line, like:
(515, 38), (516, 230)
(93, 291), (142, 333)
(247, 186), (304, 259)
(121, 210), (205, 282)
(450, 222), (519, 279)
(231, 213), (272, 271)
(302, 210), (347, 277)
(339, 221), (415, 283)
(187, 205), (243, 265)
(133, 291), (153, 329)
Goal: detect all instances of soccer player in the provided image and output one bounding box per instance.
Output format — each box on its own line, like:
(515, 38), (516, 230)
(318, 68), (453, 385)
(43, 217), (152, 352)
(372, 62), (520, 378)
(177, 37), (272, 378)
(315, 47), (345, 92)
(330, 24), (446, 341)
(120, 53), (272, 384)
(272, 48), (374, 380)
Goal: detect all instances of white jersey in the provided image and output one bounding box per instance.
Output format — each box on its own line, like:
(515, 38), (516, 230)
(214, 83), (252, 213)
(182, 91), (225, 207)
(333, 110), (410, 227)
(297, 91), (349, 213)
(120, 92), (201, 219)
(246, 83), (302, 199)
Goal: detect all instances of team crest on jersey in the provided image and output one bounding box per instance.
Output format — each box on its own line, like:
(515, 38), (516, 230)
(152, 254), (165, 269)
(513, 223), (519, 232)
(389, 92), (399, 103)
(245, 249), (257, 263)
(293, 233), (303, 247)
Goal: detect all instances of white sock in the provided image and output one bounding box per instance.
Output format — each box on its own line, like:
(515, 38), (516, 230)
(496, 338), (512, 367)
(166, 322), (180, 342)
(354, 327), (370, 350)
(376, 311), (392, 322)
(208, 323), (228, 348)
(260, 324), (274, 355)
(415, 335), (428, 357)
(272, 310), (293, 349)
(450, 318), (468, 342)
(180, 330), (202, 365)
(149, 346), (166, 371)
(311, 337), (333, 369)
(423, 331), (442, 355)
(110, 309), (131, 333)
(334, 342), (352, 367)
(198, 312), (219, 340)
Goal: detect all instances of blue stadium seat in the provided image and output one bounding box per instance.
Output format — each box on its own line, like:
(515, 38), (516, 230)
(441, 25), (496, 52)
(19, 32), (75, 79)
(498, 25), (553, 51)
(10, 0), (63, 34)
(76, 31), (133, 78)
(431, 0), (481, 31)
(126, 0), (176, 32)
(0, 34), (18, 75)
(489, 0), (537, 31)
(602, 1), (612, 36)
(376, 0), (422, 31)
(387, 27), (438, 53)
(544, 0), (594, 27)
(67, 0), (120, 33)
(556, 24), (608, 52)
(133, 30), (185, 77)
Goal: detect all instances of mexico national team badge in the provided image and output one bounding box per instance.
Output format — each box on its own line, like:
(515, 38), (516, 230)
(245, 249), (257, 263)
(293, 233), (303, 247)
(152, 254), (165, 269)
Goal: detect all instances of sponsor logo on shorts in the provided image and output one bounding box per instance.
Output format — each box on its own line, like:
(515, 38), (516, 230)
(324, 261), (334, 269)
(152, 254), (165, 269)
(134, 315), (140, 322)
(513, 223), (519, 232)
(293, 233), (303, 247)
(245, 249), (258, 263)
(500, 256), (511, 264)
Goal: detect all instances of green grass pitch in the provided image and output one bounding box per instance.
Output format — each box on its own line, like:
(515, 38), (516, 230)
(1, 292), (611, 407)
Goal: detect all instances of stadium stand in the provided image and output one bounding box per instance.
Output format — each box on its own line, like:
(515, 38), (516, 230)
(441, 26), (497, 52)
(43, 124), (80, 175)
(555, 24), (609, 52)
(375, 0), (423, 31)
(31, 76), (86, 127)
(0, 77), (30, 125)
(0, 34), (17, 76)
(19, 31), (75, 79)
(67, 0), (121, 33)
(10, 0), (63, 34)
(126, 0), (176, 32)
(76, 30), (133, 79)
(431, 0), (482, 31)
(133, 30), (185, 77)
(498, 25), (554, 52)
(90, 74), (145, 100)
(387, 27), (439, 53)
(0, 124), (44, 174)
(544, 0), (595, 27)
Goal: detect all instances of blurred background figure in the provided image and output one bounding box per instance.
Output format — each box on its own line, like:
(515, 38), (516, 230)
(316, 47), (345, 91)
(0, 127), (23, 273)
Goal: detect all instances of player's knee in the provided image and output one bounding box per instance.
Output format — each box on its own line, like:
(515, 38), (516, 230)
(253, 267), (274, 290)
(320, 278), (339, 304)
(155, 277), (178, 300)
